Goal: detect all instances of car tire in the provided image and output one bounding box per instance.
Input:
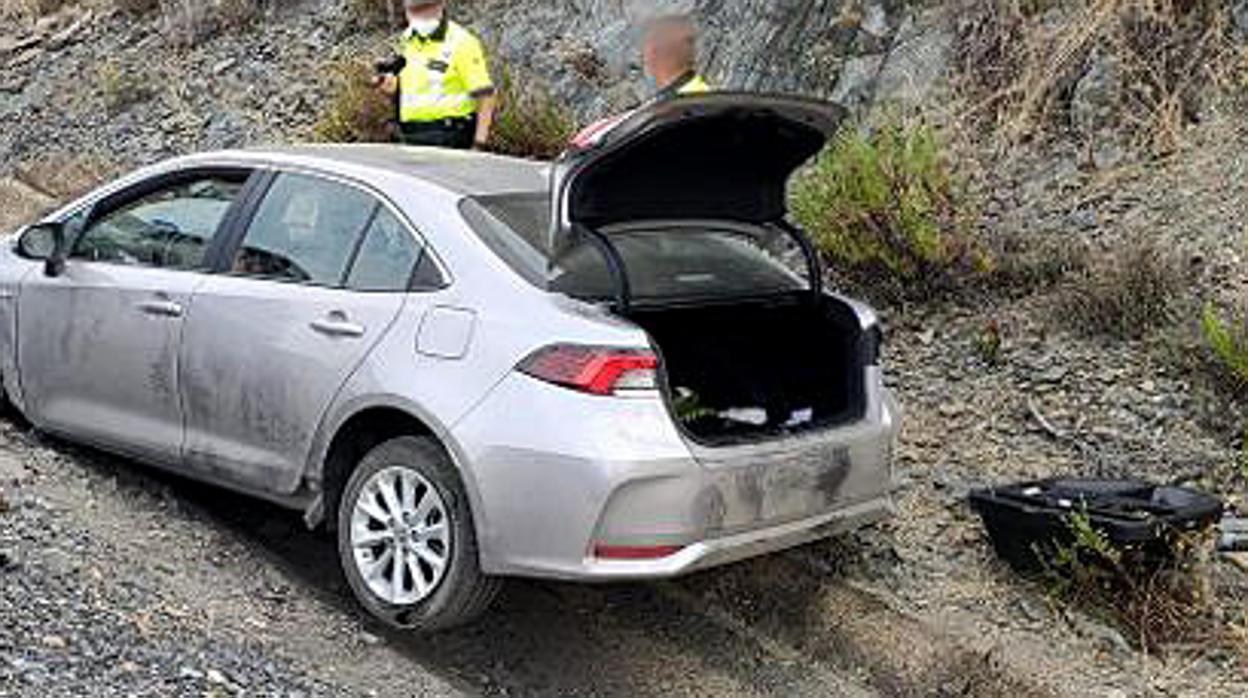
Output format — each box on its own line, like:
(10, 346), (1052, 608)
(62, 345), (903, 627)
(336, 435), (501, 632)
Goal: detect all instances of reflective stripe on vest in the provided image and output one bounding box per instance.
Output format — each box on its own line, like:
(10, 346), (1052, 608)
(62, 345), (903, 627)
(398, 24), (477, 123)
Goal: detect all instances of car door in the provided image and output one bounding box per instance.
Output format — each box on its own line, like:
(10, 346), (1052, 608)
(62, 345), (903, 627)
(179, 170), (437, 494)
(16, 169), (253, 461)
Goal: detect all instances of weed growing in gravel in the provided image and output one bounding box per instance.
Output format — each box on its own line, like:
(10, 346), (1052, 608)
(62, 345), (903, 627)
(97, 61), (150, 116)
(1202, 303), (1248, 387)
(1044, 511), (1239, 655)
(311, 60), (395, 143)
(790, 120), (985, 301)
(1054, 234), (1184, 340)
(488, 67), (578, 159)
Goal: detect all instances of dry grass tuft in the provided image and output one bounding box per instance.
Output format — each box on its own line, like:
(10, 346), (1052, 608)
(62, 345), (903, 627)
(310, 59), (395, 143)
(1054, 233), (1186, 339)
(956, 0), (1237, 156)
(0, 0), (70, 21)
(487, 67), (578, 159)
(112, 0), (160, 16)
(1045, 514), (1246, 657)
(345, 0), (405, 30)
(13, 152), (123, 201)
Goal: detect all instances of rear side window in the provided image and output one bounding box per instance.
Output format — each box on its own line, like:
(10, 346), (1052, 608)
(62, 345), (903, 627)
(553, 228), (805, 301)
(73, 176), (245, 270)
(461, 193), (805, 302)
(233, 173), (375, 286)
(346, 207), (424, 292)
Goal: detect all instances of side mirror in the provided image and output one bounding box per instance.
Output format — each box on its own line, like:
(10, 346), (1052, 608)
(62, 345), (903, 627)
(17, 222), (67, 277)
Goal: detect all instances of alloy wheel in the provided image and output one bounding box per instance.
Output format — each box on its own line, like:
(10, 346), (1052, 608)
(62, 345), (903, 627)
(350, 466), (452, 606)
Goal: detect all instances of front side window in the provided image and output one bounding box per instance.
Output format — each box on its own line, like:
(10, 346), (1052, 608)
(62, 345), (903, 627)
(233, 174), (377, 286)
(72, 176), (245, 270)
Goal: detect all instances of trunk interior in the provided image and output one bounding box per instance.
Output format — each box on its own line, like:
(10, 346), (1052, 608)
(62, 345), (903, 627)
(626, 293), (869, 446)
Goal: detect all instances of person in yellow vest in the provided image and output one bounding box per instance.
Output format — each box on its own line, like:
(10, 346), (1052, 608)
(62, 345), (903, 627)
(374, 0), (496, 149)
(642, 14), (712, 101)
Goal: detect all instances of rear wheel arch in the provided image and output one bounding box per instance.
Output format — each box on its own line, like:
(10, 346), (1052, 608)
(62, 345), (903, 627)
(309, 405), (485, 538)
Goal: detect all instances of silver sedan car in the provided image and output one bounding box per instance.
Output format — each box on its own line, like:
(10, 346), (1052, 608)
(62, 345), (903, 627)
(0, 94), (899, 631)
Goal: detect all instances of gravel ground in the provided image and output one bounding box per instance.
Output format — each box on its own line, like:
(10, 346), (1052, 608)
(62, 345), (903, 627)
(3, 2), (1248, 696)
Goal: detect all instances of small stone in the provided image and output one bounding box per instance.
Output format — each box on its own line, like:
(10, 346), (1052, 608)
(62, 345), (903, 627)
(205, 668), (228, 685)
(360, 631), (382, 646)
(1140, 380), (1156, 393)
(178, 666), (204, 680)
(1068, 208), (1098, 230)
(40, 635), (66, 650)
(118, 660), (139, 674)
(1037, 366), (1068, 384)
(8, 47), (43, 67)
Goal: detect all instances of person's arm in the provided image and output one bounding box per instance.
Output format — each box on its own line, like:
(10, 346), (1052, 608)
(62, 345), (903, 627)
(459, 35), (496, 148)
(473, 93), (497, 147)
(372, 53), (405, 95)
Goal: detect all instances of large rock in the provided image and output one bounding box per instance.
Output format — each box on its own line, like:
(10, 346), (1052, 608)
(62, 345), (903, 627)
(872, 5), (954, 110)
(467, 0), (910, 118)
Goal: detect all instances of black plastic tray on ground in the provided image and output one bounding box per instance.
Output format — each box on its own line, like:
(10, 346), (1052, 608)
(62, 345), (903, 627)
(968, 478), (1223, 573)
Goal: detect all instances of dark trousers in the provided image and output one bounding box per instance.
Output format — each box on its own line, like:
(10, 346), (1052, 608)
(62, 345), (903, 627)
(398, 116), (477, 149)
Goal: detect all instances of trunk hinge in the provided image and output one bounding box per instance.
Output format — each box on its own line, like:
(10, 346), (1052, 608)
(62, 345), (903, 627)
(574, 222), (633, 314)
(776, 219), (825, 300)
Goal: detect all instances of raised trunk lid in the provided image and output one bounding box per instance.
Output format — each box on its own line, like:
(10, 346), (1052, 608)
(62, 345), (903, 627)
(549, 93), (846, 259)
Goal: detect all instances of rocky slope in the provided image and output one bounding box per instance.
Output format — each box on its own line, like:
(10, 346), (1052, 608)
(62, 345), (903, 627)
(2, 1), (1248, 696)
(0, 0), (949, 181)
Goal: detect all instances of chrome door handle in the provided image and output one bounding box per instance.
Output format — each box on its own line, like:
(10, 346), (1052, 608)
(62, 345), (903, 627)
(137, 300), (184, 318)
(310, 318), (366, 338)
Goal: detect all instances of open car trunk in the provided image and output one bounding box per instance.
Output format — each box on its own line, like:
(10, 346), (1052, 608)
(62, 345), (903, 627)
(627, 293), (871, 445)
(547, 94), (864, 445)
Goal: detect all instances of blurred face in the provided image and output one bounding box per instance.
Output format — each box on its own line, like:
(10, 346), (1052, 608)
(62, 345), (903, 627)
(642, 21), (694, 86)
(642, 33), (660, 79)
(405, 1), (444, 23)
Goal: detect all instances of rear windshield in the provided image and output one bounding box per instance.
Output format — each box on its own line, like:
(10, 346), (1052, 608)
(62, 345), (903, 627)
(460, 193), (806, 303)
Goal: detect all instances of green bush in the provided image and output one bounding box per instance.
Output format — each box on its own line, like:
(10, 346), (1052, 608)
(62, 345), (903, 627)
(311, 60), (395, 143)
(790, 121), (983, 299)
(1202, 302), (1248, 386)
(487, 68), (577, 160)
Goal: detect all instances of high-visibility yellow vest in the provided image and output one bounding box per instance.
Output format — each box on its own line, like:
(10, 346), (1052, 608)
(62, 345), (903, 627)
(398, 21), (493, 123)
(678, 74), (711, 95)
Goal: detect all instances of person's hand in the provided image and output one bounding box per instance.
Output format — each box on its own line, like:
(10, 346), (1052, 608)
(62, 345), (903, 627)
(372, 74), (398, 94)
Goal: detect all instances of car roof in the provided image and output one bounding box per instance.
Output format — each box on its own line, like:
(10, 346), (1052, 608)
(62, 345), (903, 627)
(169, 144), (553, 198)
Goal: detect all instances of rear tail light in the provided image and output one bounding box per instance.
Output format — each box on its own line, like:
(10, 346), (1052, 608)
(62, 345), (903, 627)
(518, 344), (659, 396)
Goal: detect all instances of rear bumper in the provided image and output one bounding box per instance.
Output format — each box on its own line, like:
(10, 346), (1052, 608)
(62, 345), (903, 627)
(541, 494), (893, 581)
(451, 372), (899, 581)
